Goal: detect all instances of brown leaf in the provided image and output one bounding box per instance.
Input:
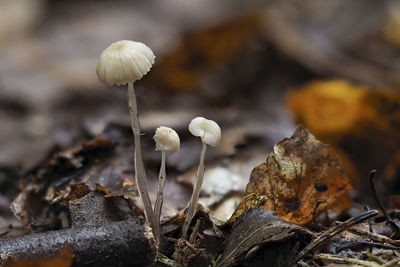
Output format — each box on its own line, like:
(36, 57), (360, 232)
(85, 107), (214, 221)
(244, 125), (352, 225)
(66, 183), (91, 202)
(10, 137), (116, 230)
(226, 193), (266, 224)
(216, 209), (312, 267)
(95, 182), (110, 195)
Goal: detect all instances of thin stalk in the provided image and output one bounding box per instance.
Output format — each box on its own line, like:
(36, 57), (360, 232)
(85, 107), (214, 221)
(182, 143), (207, 239)
(127, 82), (157, 240)
(154, 151), (166, 245)
(369, 170), (400, 237)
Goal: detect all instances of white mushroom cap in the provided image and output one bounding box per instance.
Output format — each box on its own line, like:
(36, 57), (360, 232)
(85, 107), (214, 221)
(96, 40), (155, 86)
(153, 126), (180, 154)
(189, 117), (221, 147)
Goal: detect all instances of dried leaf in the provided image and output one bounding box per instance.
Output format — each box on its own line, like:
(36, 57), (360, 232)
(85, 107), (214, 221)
(244, 125), (352, 225)
(65, 183), (91, 203)
(216, 209), (312, 267)
(10, 138), (117, 230)
(226, 193), (267, 224)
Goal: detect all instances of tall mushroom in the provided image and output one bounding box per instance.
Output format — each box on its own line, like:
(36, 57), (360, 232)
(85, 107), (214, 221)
(182, 117), (221, 238)
(96, 40), (157, 237)
(153, 126), (180, 244)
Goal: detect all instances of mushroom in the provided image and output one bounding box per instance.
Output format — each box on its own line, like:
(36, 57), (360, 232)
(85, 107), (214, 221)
(153, 126), (180, 244)
(182, 117), (221, 238)
(96, 40), (157, 237)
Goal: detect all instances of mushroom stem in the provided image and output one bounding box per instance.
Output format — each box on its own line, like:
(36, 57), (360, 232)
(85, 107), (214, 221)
(182, 142), (207, 238)
(154, 151), (166, 245)
(127, 82), (157, 239)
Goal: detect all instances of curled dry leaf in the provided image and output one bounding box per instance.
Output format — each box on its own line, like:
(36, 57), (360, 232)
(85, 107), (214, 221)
(243, 125), (352, 225)
(216, 209), (312, 267)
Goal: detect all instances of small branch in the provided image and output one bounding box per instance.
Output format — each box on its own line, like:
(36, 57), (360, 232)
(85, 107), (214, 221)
(368, 170), (400, 237)
(189, 219), (201, 244)
(365, 205), (374, 252)
(382, 258), (400, 267)
(312, 199), (326, 224)
(336, 240), (400, 253)
(348, 227), (400, 246)
(0, 219), (156, 266)
(293, 209), (378, 264)
(156, 253), (174, 266)
(316, 253), (380, 267)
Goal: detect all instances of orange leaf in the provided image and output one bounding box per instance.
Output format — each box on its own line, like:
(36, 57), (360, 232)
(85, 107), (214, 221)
(244, 125), (352, 225)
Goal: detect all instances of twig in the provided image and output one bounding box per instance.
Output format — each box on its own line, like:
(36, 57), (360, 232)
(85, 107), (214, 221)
(365, 205), (374, 252)
(316, 253), (380, 267)
(156, 253), (174, 266)
(293, 209), (378, 263)
(336, 240), (400, 253)
(312, 200), (326, 224)
(365, 252), (385, 265)
(368, 170), (400, 237)
(382, 258), (400, 267)
(0, 219), (156, 266)
(189, 219), (201, 244)
(349, 227), (400, 246)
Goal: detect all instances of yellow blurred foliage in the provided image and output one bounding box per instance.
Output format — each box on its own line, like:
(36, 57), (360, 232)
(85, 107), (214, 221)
(287, 80), (397, 135)
(287, 80), (400, 190)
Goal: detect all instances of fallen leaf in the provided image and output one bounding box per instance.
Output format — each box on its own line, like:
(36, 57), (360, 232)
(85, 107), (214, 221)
(10, 137), (117, 230)
(215, 208), (312, 267)
(244, 125), (352, 225)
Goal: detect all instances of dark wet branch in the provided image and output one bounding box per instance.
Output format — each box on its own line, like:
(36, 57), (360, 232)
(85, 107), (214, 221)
(335, 240), (400, 253)
(368, 169), (400, 237)
(0, 219), (156, 267)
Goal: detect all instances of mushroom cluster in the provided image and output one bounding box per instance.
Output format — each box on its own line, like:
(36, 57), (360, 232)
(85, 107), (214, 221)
(96, 40), (222, 246)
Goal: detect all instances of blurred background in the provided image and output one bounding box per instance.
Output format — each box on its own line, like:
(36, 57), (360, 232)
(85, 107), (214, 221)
(0, 0), (400, 232)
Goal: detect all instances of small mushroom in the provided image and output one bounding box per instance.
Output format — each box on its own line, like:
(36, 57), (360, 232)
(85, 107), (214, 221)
(153, 126), (180, 244)
(182, 117), (221, 238)
(96, 40), (157, 238)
